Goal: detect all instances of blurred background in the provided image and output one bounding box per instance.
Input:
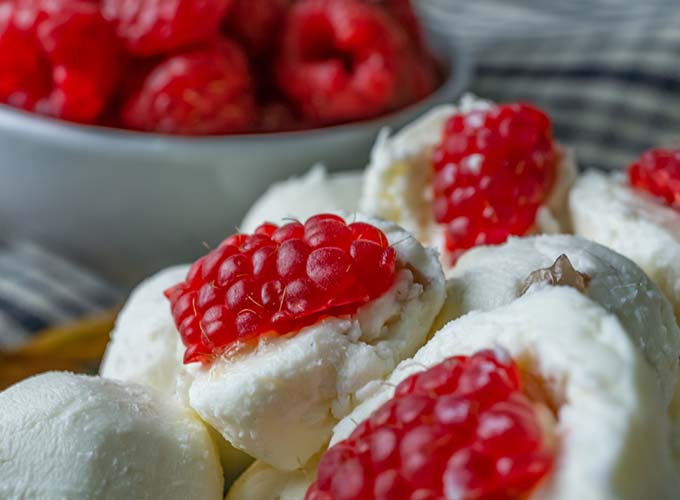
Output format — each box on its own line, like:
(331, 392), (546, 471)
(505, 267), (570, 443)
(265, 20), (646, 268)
(1, 0), (679, 386)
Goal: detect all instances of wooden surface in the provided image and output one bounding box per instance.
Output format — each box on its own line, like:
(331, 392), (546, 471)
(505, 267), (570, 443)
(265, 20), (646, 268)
(0, 309), (119, 390)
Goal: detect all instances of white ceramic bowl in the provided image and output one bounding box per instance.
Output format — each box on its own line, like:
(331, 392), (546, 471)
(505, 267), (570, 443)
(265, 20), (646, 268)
(0, 34), (470, 287)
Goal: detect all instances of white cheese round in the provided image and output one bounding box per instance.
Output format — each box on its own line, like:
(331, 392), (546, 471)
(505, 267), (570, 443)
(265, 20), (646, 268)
(187, 214), (446, 470)
(570, 170), (680, 323)
(333, 287), (680, 500)
(0, 373), (224, 500)
(442, 234), (680, 405)
(100, 265), (190, 395)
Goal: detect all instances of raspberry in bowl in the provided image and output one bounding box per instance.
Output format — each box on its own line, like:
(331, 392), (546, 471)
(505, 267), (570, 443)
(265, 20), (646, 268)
(0, 0), (468, 287)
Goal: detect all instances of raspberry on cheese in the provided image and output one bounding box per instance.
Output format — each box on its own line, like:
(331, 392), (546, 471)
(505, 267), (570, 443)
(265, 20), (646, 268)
(166, 214), (398, 364)
(331, 287), (680, 500)
(178, 213), (446, 470)
(360, 94), (577, 269)
(307, 350), (554, 500)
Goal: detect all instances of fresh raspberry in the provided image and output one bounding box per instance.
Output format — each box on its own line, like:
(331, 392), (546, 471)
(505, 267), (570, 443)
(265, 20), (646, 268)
(628, 148), (680, 210)
(222, 0), (290, 56)
(121, 40), (256, 135)
(432, 103), (558, 263)
(376, 0), (424, 50)
(101, 0), (234, 56)
(276, 0), (412, 125)
(306, 349), (554, 500)
(0, 0), (122, 123)
(165, 214), (397, 364)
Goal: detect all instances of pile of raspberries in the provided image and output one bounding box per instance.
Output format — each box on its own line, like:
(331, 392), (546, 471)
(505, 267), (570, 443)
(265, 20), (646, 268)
(0, 0), (440, 135)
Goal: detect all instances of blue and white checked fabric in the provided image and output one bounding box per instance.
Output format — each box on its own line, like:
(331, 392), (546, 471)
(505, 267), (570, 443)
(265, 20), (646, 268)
(2, 0), (680, 346)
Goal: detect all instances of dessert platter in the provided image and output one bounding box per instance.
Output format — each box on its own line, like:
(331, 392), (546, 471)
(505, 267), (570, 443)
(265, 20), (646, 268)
(2, 1), (680, 500)
(4, 90), (680, 498)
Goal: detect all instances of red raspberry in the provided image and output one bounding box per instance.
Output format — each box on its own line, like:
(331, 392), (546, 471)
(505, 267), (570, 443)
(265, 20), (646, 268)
(0, 0), (122, 123)
(376, 0), (424, 50)
(628, 148), (680, 210)
(165, 214), (397, 364)
(121, 40), (256, 135)
(222, 0), (290, 56)
(276, 0), (412, 125)
(306, 349), (554, 500)
(432, 102), (558, 263)
(101, 0), (234, 56)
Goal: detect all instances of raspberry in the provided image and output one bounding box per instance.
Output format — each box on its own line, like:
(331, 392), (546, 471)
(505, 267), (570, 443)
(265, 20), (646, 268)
(432, 103), (558, 263)
(377, 0), (423, 50)
(165, 214), (397, 364)
(222, 0), (290, 56)
(0, 0), (122, 123)
(276, 0), (412, 125)
(101, 0), (234, 56)
(306, 350), (554, 500)
(121, 40), (256, 135)
(628, 148), (680, 210)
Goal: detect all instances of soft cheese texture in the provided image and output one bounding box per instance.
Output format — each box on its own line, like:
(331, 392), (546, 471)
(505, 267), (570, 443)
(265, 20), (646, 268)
(100, 265), (189, 395)
(440, 234), (680, 405)
(187, 214), (446, 470)
(226, 457), (319, 500)
(333, 287), (680, 500)
(240, 165), (363, 233)
(570, 170), (680, 323)
(0, 373), (223, 500)
(99, 266), (253, 484)
(359, 94), (577, 263)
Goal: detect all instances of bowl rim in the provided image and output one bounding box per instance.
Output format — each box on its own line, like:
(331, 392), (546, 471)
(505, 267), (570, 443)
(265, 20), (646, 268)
(0, 32), (472, 151)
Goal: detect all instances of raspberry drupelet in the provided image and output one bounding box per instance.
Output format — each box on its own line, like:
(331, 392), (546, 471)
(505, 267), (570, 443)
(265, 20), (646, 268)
(306, 349), (555, 500)
(165, 214), (397, 364)
(628, 148), (680, 210)
(432, 102), (558, 264)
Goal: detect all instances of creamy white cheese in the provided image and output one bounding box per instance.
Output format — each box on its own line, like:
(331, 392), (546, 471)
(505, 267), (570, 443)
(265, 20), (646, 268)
(0, 373), (223, 500)
(187, 214), (446, 470)
(99, 266), (253, 484)
(360, 94), (577, 267)
(240, 164), (363, 233)
(100, 265), (190, 396)
(440, 234), (680, 405)
(333, 287), (680, 500)
(226, 457), (319, 500)
(570, 170), (680, 323)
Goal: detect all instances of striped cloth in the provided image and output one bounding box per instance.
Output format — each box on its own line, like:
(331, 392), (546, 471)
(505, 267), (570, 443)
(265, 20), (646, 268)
(3, 0), (680, 345)
(0, 240), (122, 348)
